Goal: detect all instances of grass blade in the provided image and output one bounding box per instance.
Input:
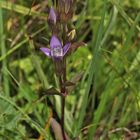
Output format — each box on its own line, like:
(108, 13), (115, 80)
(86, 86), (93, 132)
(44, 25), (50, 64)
(0, 7), (9, 96)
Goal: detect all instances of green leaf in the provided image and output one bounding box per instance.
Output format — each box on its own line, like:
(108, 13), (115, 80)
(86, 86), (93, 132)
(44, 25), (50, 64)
(18, 83), (37, 102)
(45, 87), (62, 96)
(0, 0), (46, 17)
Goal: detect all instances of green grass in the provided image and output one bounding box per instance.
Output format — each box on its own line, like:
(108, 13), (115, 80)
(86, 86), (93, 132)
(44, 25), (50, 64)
(0, 0), (140, 139)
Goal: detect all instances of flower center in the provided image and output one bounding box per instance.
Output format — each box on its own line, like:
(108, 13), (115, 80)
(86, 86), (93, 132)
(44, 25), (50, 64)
(51, 46), (63, 57)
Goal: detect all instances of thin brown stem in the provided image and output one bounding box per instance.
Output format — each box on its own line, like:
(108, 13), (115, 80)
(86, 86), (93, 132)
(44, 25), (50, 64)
(59, 75), (67, 140)
(59, 23), (68, 140)
(61, 96), (66, 140)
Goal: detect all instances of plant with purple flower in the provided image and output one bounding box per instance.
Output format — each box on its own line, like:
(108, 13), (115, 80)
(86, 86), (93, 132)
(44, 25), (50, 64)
(39, 1), (85, 139)
(40, 35), (71, 60)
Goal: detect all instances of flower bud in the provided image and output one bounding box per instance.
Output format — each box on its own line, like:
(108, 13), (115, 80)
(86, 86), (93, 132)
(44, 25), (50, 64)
(67, 29), (76, 41)
(58, 0), (74, 23)
(48, 7), (57, 25)
(65, 0), (73, 14)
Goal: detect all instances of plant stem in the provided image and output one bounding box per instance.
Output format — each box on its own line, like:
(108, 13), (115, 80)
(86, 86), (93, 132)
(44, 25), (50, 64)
(59, 22), (68, 140)
(61, 96), (66, 140)
(58, 75), (66, 140)
(59, 59), (67, 140)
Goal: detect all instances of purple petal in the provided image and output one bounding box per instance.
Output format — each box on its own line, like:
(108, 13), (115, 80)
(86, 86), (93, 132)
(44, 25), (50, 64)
(51, 47), (63, 58)
(50, 36), (62, 49)
(48, 7), (57, 24)
(40, 47), (51, 57)
(63, 43), (71, 56)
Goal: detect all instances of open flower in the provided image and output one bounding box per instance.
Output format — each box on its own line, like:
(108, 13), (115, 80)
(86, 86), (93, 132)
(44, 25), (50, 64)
(40, 35), (71, 60)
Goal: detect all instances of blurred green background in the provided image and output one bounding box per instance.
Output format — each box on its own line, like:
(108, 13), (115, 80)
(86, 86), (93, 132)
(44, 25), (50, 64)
(0, 0), (140, 139)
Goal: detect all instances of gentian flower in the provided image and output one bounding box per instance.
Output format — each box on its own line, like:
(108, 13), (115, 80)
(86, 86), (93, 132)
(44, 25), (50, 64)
(48, 7), (57, 24)
(40, 36), (71, 60)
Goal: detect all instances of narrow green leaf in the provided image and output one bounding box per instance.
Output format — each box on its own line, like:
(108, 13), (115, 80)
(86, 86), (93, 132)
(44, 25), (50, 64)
(0, 7), (9, 96)
(0, 0), (46, 17)
(0, 25), (47, 62)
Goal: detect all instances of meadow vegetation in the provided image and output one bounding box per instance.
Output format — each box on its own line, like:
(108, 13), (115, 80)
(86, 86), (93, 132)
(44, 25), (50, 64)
(0, 0), (140, 139)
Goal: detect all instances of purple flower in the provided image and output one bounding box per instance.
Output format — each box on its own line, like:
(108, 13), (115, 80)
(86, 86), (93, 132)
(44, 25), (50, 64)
(48, 7), (57, 24)
(40, 36), (71, 60)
